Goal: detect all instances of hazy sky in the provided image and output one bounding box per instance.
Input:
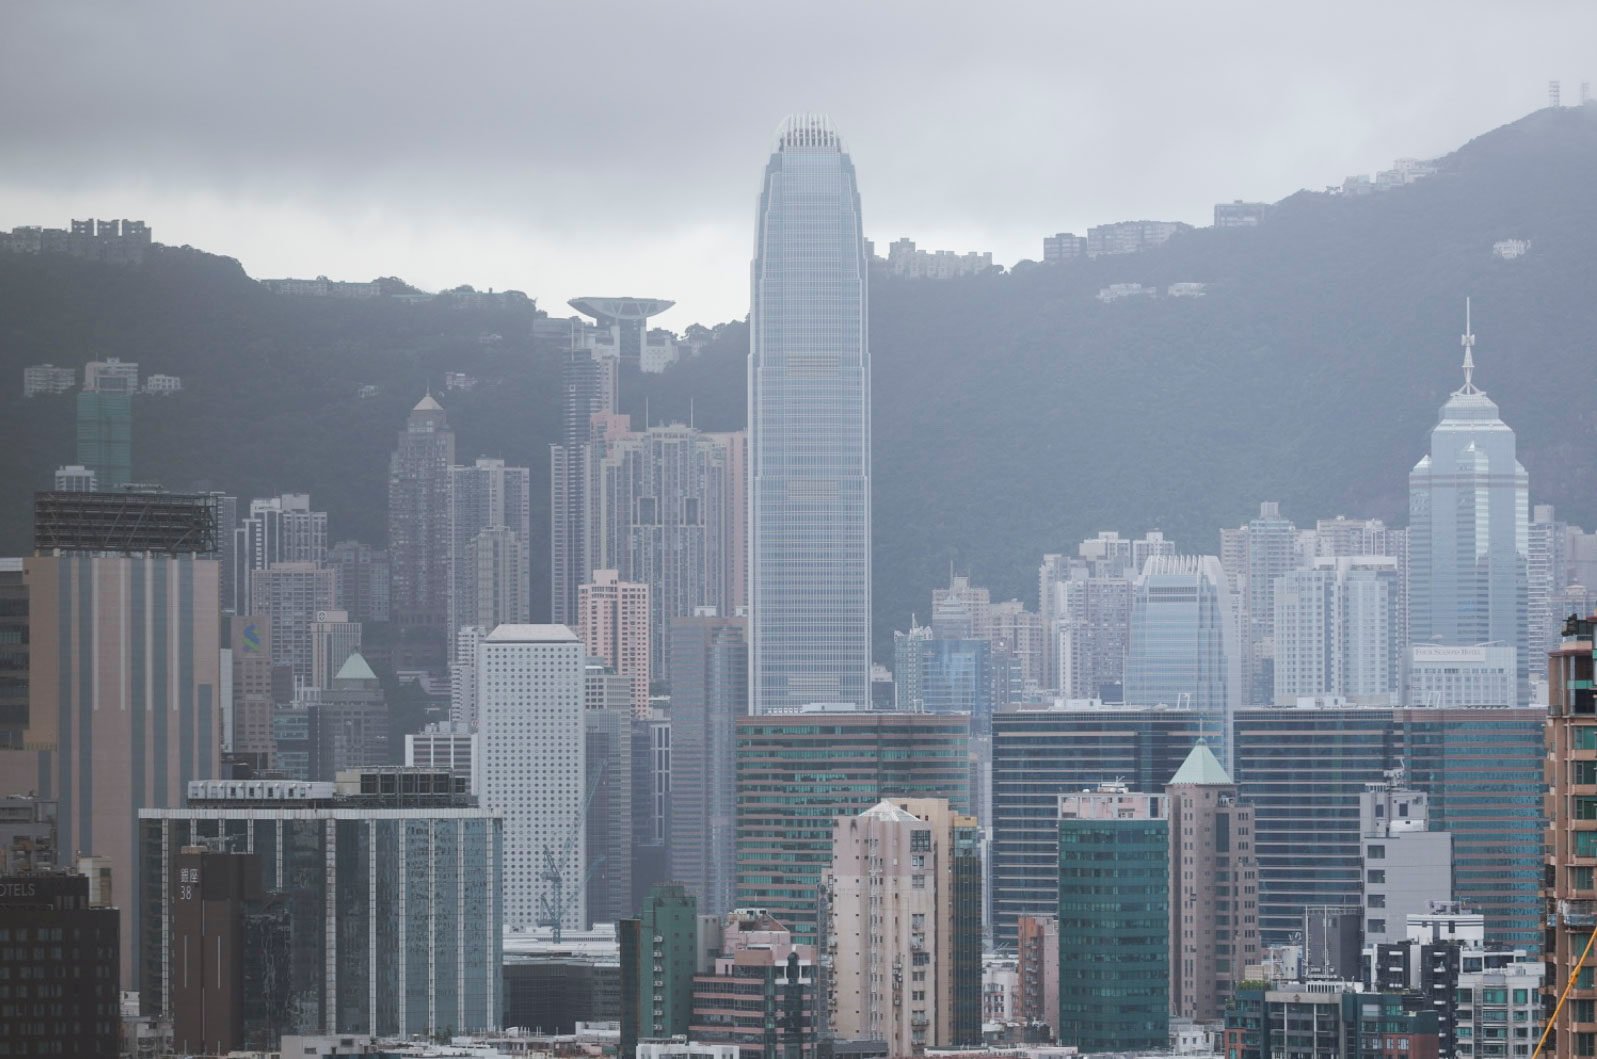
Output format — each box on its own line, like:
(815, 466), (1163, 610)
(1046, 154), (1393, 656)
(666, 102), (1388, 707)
(3, 2), (1594, 326)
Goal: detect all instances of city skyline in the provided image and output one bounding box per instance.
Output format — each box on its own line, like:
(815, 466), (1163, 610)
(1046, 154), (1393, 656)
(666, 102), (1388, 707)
(3, 3), (1595, 323)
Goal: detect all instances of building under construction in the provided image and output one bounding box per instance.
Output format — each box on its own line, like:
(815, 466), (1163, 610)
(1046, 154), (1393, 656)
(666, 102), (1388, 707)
(33, 489), (219, 555)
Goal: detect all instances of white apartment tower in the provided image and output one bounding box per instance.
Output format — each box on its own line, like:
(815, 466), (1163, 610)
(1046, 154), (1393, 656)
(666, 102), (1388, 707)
(478, 624), (586, 931)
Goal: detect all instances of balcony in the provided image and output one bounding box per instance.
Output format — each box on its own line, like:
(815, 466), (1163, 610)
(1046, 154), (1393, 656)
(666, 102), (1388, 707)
(1557, 900), (1597, 927)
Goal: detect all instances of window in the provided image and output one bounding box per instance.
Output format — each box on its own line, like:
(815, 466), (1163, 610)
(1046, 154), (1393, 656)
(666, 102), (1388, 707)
(1367, 845), (1386, 859)
(1574, 867), (1596, 890)
(1576, 761), (1597, 785)
(1367, 869), (1386, 884)
(1577, 833), (1597, 859)
(1368, 894), (1386, 909)
(1367, 918), (1387, 935)
(1576, 798), (1597, 822)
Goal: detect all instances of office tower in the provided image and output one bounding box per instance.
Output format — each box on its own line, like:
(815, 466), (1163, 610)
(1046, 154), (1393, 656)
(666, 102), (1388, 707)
(989, 703), (1203, 945)
(307, 608), (361, 689)
(620, 882), (700, 1058)
(585, 702), (635, 925)
(139, 769), (502, 1039)
(690, 910), (818, 1059)
(76, 390), (132, 488)
(53, 463), (96, 491)
(551, 345), (618, 626)
(1407, 307), (1530, 701)
(0, 560), (27, 749)
(631, 710), (672, 912)
(0, 870), (120, 1056)
(1546, 616), (1597, 1054)
(893, 623), (932, 709)
(406, 720), (478, 792)
(668, 612), (747, 917)
(1398, 706), (1545, 955)
(595, 424), (743, 676)
(1530, 505), (1573, 662)
(233, 493), (329, 610)
(824, 798), (982, 1054)
(579, 570), (651, 717)
(388, 394), (456, 650)
(448, 457), (531, 652)
(1125, 554), (1240, 768)
(1358, 779), (1452, 947)
(168, 846), (264, 1055)
(501, 930), (624, 1035)
(4, 504), (221, 987)
(1165, 740), (1260, 1022)
(229, 614), (274, 767)
(1273, 556), (1402, 705)
(1056, 785), (1169, 1052)
(735, 711), (969, 943)
(328, 539), (391, 624)
(308, 652), (388, 780)
(1407, 643), (1517, 707)
(919, 638), (994, 723)
(479, 624), (586, 931)
(749, 115), (871, 713)
(250, 561), (336, 685)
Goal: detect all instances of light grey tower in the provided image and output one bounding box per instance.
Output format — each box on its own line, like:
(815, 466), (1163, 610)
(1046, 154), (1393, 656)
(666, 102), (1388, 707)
(748, 115), (871, 712)
(1407, 302), (1530, 701)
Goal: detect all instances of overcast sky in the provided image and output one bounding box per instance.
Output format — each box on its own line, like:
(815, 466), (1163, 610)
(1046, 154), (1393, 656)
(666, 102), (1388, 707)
(3, 2), (1594, 327)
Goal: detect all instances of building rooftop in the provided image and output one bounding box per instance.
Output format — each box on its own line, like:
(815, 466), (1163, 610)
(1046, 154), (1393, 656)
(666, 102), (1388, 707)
(334, 651), (378, 682)
(1168, 739), (1233, 786)
(485, 623), (578, 643)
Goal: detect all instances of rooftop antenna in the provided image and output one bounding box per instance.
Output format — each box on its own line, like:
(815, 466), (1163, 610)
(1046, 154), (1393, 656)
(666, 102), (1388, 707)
(1456, 297), (1481, 396)
(689, 397), (695, 430)
(1549, 80), (1563, 108)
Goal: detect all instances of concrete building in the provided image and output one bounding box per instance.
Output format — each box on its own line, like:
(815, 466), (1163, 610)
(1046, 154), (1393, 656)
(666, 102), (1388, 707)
(502, 925), (623, 1034)
(1274, 556), (1402, 706)
(448, 457), (531, 654)
(1, 551), (221, 986)
(478, 624), (586, 932)
(825, 798), (982, 1055)
(620, 882), (702, 1057)
(1407, 644), (1515, 707)
(668, 612), (747, 918)
(139, 769), (502, 1040)
(1407, 307), (1529, 702)
(388, 394), (456, 653)
(83, 355), (139, 394)
(735, 711), (969, 944)
(308, 607), (362, 690)
(1015, 915), (1059, 1040)
(1085, 219), (1190, 256)
(308, 652), (388, 780)
(406, 720), (478, 793)
(689, 909), (818, 1059)
(1057, 785), (1169, 1052)
(229, 613), (275, 766)
(233, 493), (329, 611)
(143, 373), (182, 395)
(1166, 740), (1261, 1024)
(1359, 780), (1452, 947)
(749, 116), (871, 713)
(250, 561), (337, 685)
(883, 237), (993, 278)
(579, 570), (651, 717)
(1214, 201), (1272, 227)
(328, 539), (391, 624)
(23, 362), (75, 397)
(1042, 232), (1087, 263)
(1125, 554), (1240, 769)
(0, 870), (120, 1057)
(52, 463), (96, 491)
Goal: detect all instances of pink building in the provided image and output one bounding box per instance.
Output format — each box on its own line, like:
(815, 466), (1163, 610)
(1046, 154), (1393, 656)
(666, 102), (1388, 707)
(578, 569), (650, 717)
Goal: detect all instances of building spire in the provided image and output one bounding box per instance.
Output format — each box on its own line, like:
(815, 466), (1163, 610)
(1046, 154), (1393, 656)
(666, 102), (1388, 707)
(1455, 296), (1481, 396)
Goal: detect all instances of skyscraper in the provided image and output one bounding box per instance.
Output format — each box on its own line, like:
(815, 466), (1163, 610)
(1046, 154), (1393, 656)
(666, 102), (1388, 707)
(578, 570), (651, 718)
(1544, 615), (1596, 1047)
(75, 390), (132, 489)
(233, 493), (329, 611)
(551, 346), (617, 626)
(388, 394), (456, 652)
(1273, 556), (1401, 705)
(249, 561), (336, 686)
(448, 457), (531, 651)
(478, 624), (585, 932)
(1407, 304), (1530, 701)
(749, 115), (871, 712)
(1124, 555), (1240, 769)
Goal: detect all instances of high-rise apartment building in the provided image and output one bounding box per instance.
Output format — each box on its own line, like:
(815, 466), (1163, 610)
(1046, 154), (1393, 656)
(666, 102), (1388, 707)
(595, 424), (743, 675)
(551, 345), (617, 626)
(578, 570), (651, 717)
(1545, 616), (1597, 1057)
(479, 624), (586, 931)
(735, 711), (969, 943)
(1016, 914), (1060, 1040)
(1222, 501), (1300, 705)
(824, 798), (982, 1054)
(388, 394), (455, 649)
(749, 115), (871, 713)
(1274, 556), (1402, 705)
(1358, 779), (1452, 947)
(233, 493), (329, 610)
(668, 612), (747, 917)
(1125, 554), (1240, 768)
(249, 561), (336, 685)
(1057, 785), (1169, 1052)
(448, 457), (531, 652)
(619, 882), (700, 1058)
(1407, 307), (1530, 701)
(5, 547), (221, 987)
(689, 909), (818, 1059)
(1166, 741), (1261, 1023)
(139, 769), (502, 1040)
(328, 539), (391, 624)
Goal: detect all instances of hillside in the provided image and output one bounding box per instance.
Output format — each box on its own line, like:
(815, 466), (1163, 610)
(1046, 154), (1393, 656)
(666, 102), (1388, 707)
(1, 105), (1595, 661)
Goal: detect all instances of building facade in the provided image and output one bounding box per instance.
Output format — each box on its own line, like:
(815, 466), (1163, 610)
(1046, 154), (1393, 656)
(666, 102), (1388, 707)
(748, 115), (872, 713)
(448, 457), (531, 651)
(578, 570), (651, 717)
(388, 394), (456, 649)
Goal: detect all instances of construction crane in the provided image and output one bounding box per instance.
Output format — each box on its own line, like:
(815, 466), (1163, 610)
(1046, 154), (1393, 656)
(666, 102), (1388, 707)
(537, 761), (607, 943)
(1534, 921), (1597, 1059)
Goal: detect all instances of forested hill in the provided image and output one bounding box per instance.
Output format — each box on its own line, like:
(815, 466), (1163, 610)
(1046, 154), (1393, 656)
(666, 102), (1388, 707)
(1, 104), (1594, 661)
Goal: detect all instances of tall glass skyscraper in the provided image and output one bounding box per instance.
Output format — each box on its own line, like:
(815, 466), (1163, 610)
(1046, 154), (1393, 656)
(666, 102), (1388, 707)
(1407, 304), (1529, 700)
(748, 115), (871, 712)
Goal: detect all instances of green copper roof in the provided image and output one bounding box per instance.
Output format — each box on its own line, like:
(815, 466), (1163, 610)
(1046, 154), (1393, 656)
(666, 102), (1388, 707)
(1167, 739), (1233, 786)
(334, 651), (377, 682)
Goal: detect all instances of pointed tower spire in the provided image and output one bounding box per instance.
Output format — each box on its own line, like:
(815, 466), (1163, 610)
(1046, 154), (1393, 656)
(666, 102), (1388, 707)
(1456, 296), (1481, 396)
